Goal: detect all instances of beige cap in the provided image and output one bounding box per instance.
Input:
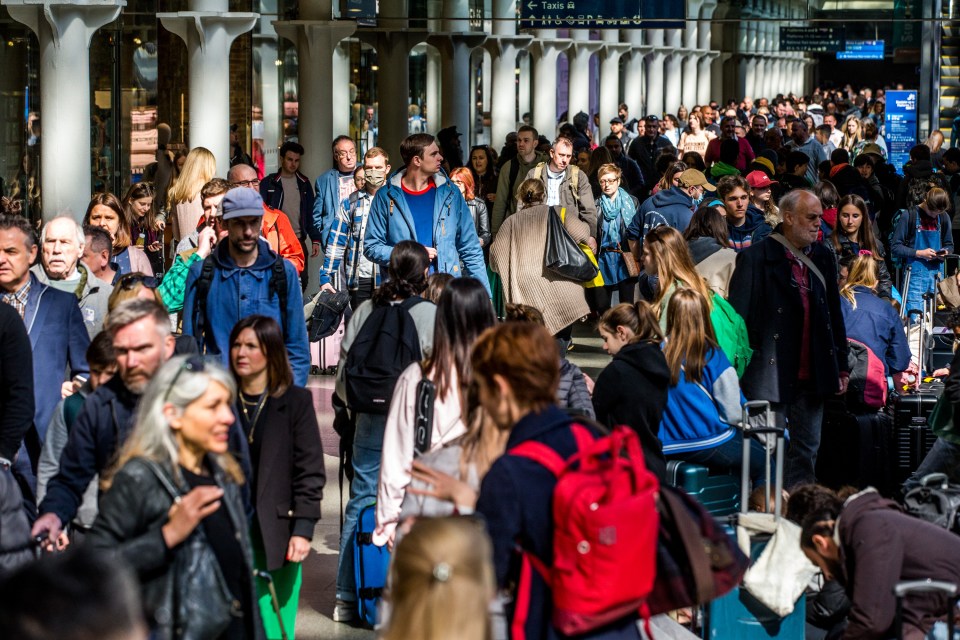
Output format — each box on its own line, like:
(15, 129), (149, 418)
(677, 168), (717, 191)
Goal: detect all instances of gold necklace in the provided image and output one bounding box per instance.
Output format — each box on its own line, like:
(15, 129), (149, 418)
(239, 391), (268, 444)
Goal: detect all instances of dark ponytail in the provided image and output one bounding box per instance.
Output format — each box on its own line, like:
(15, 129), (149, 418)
(372, 240), (430, 304)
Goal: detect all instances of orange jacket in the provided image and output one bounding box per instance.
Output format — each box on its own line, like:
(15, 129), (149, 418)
(261, 204), (305, 274)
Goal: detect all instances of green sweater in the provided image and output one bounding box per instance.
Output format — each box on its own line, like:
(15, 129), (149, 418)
(158, 250), (202, 313)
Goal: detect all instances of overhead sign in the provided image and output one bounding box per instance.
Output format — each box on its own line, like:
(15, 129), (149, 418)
(779, 26), (846, 53)
(519, 0), (684, 30)
(344, 0), (377, 27)
(885, 90), (917, 174)
(837, 40), (885, 60)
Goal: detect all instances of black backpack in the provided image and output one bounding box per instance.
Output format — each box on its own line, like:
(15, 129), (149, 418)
(904, 473), (960, 534)
(344, 297), (426, 414)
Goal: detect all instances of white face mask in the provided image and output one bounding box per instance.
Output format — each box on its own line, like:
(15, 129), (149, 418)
(692, 192), (705, 207)
(364, 168), (386, 188)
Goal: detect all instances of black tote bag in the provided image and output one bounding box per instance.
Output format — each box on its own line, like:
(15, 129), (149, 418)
(543, 206), (599, 282)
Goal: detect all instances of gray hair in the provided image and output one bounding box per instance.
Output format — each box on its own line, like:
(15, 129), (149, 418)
(779, 189), (818, 219)
(105, 299), (171, 337)
(39, 216), (85, 248)
(122, 356), (237, 481)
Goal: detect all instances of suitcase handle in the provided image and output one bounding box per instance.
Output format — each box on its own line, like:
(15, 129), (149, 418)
(894, 579), (957, 598)
(740, 400), (785, 518)
(919, 473), (951, 490)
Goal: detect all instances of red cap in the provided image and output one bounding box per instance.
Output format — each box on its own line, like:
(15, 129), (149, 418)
(745, 170), (777, 189)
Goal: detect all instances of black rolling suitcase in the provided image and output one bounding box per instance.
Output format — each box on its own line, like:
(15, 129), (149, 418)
(888, 383), (943, 486)
(818, 402), (895, 495)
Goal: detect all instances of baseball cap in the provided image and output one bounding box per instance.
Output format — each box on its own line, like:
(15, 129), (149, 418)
(221, 187), (265, 220)
(610, 116), (624, 124)
(860, 143), (885, 159)
(677, 169), (717, 192)
(644, 114), (660, 122)
(746, 170), (778, 189)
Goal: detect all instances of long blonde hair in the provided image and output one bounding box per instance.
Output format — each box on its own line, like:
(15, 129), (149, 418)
(167, 147), (216, 208)
(644, 225), (713, 313)
(101, 355), (242, 491)
(841, 116), (862, 151)
(383, 517), (495, 640)
(664, 288), (719, 385)
(840, 255), (879, 309)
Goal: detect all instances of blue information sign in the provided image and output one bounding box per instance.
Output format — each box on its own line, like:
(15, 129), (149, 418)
(519, 0), (683, 30)
(885, 90), (917, 174)
(837, 40), (885, 60)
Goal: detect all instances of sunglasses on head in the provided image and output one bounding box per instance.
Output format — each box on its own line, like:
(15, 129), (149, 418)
(118, 273), (159, 291)
(164, 356), (209, 403)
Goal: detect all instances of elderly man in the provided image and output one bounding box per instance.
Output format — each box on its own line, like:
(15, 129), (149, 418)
(31, 216), (112, 338)
(312, 135), (359, 254)
(728, 190), (849, 488)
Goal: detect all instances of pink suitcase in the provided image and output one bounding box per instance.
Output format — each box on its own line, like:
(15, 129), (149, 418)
(310, 316), (345, 375)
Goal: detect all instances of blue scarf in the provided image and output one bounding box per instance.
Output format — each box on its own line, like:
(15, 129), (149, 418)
(600, 187), (637, 226)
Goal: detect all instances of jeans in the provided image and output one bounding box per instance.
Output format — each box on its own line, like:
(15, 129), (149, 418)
(927, 620), (960, 639)
(772, 386), (825, 490)
(336, 412), (386, 602)
(669, 430), (772, 486)
(904, 437), (960, 493)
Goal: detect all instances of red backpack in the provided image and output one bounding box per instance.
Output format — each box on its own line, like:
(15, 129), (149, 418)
(846, 338), (888, 410)
(509, 424), (660, 637)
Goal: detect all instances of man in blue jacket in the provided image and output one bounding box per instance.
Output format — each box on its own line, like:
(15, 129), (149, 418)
(183, 188), (310, 385)
(363, 133), (491, 294)
(32, 299), (174, 545)
(311, 136), (359, 253)
(627, 168), (714, 253)
(0, 215), (88, 491)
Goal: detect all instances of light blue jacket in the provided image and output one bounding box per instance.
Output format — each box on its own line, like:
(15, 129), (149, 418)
(182, 239), (310, 385)
(312, 168), (354, 251)
(659, 347), (745, 454)
(363, 170), (491, 295)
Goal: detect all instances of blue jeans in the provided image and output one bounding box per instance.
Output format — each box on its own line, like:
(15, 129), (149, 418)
(336, 412), (386, 603)
(773, 387), (825, 490)
(904, 437), (960, 493)
(670, 430), (771, 486)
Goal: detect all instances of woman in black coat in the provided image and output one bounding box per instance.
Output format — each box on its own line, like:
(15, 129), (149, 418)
(592, 301), (671, 481)
(91, 356), (262, 640)
(229, 315), (325, 639)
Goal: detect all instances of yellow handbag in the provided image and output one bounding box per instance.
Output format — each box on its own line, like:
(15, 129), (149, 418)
(559, 207), (605, 289)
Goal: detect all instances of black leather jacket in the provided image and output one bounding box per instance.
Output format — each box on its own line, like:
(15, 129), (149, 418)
(467, 198), (493, 249)
(89, 456), (263, 639)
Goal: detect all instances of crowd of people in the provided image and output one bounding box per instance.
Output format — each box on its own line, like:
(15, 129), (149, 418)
(1, 83), (960, 640)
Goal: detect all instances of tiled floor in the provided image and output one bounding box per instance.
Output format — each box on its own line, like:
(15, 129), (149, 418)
(295, 320), (610, 639)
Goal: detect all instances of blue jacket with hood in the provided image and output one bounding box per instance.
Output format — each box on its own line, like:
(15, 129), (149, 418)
(182, 239), (310, 385)
(363, 169), (491, 295)
(659, 347), (746, 454)
(626, 186), (694, 242)
(728, 203), (773, 252)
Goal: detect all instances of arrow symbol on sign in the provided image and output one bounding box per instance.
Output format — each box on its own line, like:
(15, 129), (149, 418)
(528, 1), (536, 9)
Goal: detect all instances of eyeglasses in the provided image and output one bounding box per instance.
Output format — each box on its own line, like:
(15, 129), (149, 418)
(334, 149), (356, 159)
(599, 177), (620, 185)
(117, 273), (159, 290)
(232, 179), (260, 188)
(164, 356), (207, 403)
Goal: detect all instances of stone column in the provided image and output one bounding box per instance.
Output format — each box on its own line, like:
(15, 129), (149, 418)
(566, 30), (602, 122)
(3, 0), (124, 219)
(274, 19), (356, 179)
(644, 30), (666, 117)
(682, 0), (704, 112)
(697, 2), (718, 106)
(486, 35), (532, 148)
(530, 30), (570, 137)
(663, 29), (683, 117)
(159, 0), (258, 176)
(599, 30), (630, 125)
(429, 33), (487, 137)
(621, 29), (648, 119)
(425, 47), (441, 134)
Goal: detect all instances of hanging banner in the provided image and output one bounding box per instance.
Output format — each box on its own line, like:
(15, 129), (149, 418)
(885, 90), (918, 174)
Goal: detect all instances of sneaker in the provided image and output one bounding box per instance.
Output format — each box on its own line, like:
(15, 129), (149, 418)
(333, 599), (357, 623)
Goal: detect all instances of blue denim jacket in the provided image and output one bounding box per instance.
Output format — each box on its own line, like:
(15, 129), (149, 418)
(362, 170), (491, 295)
(182, 239), (310, 385)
